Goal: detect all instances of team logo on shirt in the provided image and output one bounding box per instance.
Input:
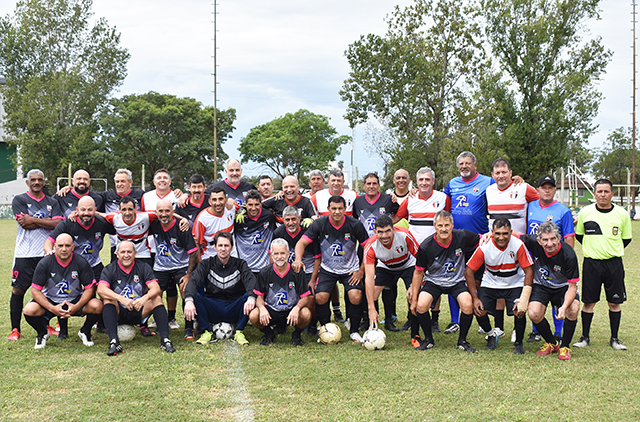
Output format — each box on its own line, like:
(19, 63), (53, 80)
(121, 285), (136, 299)
(443, 261), (456, 273)
(539, 267), (552, 282)
(455, 248), (462, 257)
(396, 245), (405, 253)
(56, 279), (72, 296)
(330, 241), (345, 257)
(289, 281), (295, 290)
(510, 192), (519, 199)
(612, 226), (619, 235)
(71, 271), (78, 279)
(509, 251), (515, 260)
(251, 231), (265, 245)
(455, 195), (469, 208)
(80, 241), (95, 255)
(33, 211), (46, 219)
(170, 238), (177, 245)
(288, 250), (295, 263)
(546, 215), (553, 222)
(553, 265), (561, 272)
(263, 222), (269, 229)
(379, 207), (386, 214)
(529, 222), (540, 234)
(133, 275), (140, 283)
(46, 205), (52, 211)
(95, 232), (101, 240)
(275, 291), (288, 306)
(344, 233), (351, 241)
(473, 187), (480, 193)
(432, 202), (440, 208)
(365, 216), (376, 232)
(157, 242), (171, 257)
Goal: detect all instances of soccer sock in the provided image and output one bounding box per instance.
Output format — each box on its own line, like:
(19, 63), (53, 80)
(581, 311), (594, 338)
(448, 295), (460, 324)
(58, 317), (68, 334)
(346, 297), (363, 334)
(381, 291), (395, 323)
(416, 311), (433, 342)
(152, 305), (170, 340)
(293, 326), (304, 334)
(410, 312), (420, 338)
(531, 322), (538, 334)
(430, 310), (440, 323)
(457, 312), (473, 343)
(81, 313), (101, 335)
(494, 310), (504, 331)
(260, 325), (274, 335)
(103, 303), (119, 341)
(317, 302), (331, 325)
(9, 293), (24, 331)
(476, 314), (492, 333)
(609, 310), (622, 339)
(533, 318), (556, 344)
(514, 316), (526, 344)
(309, 317), (318, 328)
(24, 315), (47, 337)
(373, 299), (379, 313)
(168, 310), (176, 321)
(552, 307), (564, 336)
(562, 318), (577, 347)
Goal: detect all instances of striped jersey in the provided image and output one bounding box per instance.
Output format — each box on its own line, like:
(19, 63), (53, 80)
(13, 192), (64, 258)
(193, 207), (236, 259)
(486, 181), (539, 233)
(104, 211), (157, 258)
(363, 226), (419, 271)
(141, 190), (177, 211)
(467, 235), (533, 289)
(311, 188), (358, 217)
(102, 188), (145, 247)
(395, 190), (451, 244)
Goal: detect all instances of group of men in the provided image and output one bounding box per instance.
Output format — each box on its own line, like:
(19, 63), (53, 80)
(8, 153), (633, 359)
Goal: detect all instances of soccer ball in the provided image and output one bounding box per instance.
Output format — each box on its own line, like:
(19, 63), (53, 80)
(212, 322), (235, 340)
(318, 323), (342, 344)
(362, 329), (386, 350)
(117, 324), (137, 342)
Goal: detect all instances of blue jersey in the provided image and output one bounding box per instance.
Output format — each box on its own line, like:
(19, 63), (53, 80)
(527, 200), (575, 240)
(443, 173), (494, 234)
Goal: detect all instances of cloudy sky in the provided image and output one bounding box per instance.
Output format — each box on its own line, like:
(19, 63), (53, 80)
(1, 0), (633, 181)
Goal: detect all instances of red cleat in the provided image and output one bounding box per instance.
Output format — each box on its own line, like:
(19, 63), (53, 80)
(7, 328), (21, 341)
(47, 325), (59, 336)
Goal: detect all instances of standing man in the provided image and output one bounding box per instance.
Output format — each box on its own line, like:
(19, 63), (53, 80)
(54, 169), (105, 217)
(353, 173), (399, 237)
(8, 169), (63, 341)
(176, 174), (209, 228)
(234, 190), (277, 273)
(304, 170), (325, 198)
(24, 234), (102, 349)
(192, 186), (237, 260)
(311, 169), (358, 217)
(205, 159), (255, 206)
(389, 169), (411, 205)
(141, 168), (179, 212)
(257, 175), (275, 200)
(250, 239), (312, 346)
(573, 179), (632, 350)
(262, 175), (317, 223)
(294, 196), (369, 343)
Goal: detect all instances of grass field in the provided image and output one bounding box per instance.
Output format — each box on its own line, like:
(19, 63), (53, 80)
(0, 219), (639, 421)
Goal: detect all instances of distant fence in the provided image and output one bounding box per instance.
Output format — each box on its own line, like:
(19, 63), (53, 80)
(0, 204), (13, 219)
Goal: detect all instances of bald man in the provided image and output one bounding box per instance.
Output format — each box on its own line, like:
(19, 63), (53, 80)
(25, 234), (102, 349)
(205, 159), (256, 206)
(54, 169), (105, 217)
(262, 175), (317, 224)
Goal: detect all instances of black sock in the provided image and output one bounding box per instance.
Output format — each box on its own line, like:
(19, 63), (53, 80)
(24, 314), (47, 337)
(309, 317), (317, 328)
(410, 312), (420, 338)
(476, 314), (492, 333)
(562, 318), (577, 347)
(261, 326), (274, 335)
(293, 326), (303, 334)
(494, 310), (504, 330)
(416, 311), (433, 342)
(381, 292), (395, 323)
(168, 310), (176, 321)
(81, 313), (101, 334)
(317, 302), (331, 325)
(431, 310), (440, 323)
(581, 311), (594, 338)
(514, 316), (526, 343)
(533, 318), (556, 344)
(332, 303), (340, 312)
(346, 297), (363, 334)
(152, 305), (170, 340)
(58, 317), (68, 334)
(457, 312), (473, 343)
(10, 293), (24, 331)
(609, 310), (622, 339)
(103, 304), (119, 341)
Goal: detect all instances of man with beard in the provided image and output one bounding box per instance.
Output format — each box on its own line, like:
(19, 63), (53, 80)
(176, 174), (209, 228)
(54, 169), (105, 217)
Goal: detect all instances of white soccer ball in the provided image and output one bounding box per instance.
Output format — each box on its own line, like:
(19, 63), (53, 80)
(362, 329), (386, 350)
(212, 322), (235, 340)
(117, 324), (137, 342)
(318, 323), (342, 345)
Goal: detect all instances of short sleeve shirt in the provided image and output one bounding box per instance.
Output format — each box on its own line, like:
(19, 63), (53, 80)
(273, 225), (320, 274)
(353, 193), (399, 236)
(527, 200), (575, 240)
(254, 263), (311, 312)
(13, 192), (64, 258)
(575, 204), (632, 259)
(519, 234), (579, 288)
(48, 216), (116, 267)
(99, 260), (157, 308)
(32, 253), (95, 303)
(416, 230), (479, 287)
(150, 218), (198, 271)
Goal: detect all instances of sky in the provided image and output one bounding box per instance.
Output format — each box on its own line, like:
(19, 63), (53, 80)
(0, 0), (634, 182)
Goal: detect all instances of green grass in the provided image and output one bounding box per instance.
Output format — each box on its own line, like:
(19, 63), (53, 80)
(1, 219), (639, 421)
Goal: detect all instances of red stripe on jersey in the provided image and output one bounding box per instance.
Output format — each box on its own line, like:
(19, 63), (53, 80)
(487, 204), (526, 211)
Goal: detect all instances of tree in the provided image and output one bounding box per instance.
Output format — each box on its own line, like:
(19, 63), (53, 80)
(481, 0), (611, 180)
(239, 109), (349, 180)
(592, 127), (639, 190)
(0, 0), (129, 178)
(94, 92), (235, 188)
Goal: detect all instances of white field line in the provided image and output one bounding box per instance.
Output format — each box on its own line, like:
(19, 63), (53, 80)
(224, 342), (256, 422)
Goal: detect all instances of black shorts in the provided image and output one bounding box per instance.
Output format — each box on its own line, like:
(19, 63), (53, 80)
(12, 257), (43, 290)
(375, 267), (414, 290)
(30, 296), (85, 320)
(478, 286), (523, 316)
(316, 268), (363, 294)
(118, 307), (145, 325)
(421, 280), (469, 302)
(155, 267), (187, 296)
(91, 263), (104, 282)
(265, 307), (291, 327)
(530, 284), (579, 308)
(582, 257), (626, 304)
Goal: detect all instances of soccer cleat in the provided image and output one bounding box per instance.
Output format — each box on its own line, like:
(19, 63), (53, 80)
(391, 314), (398, 323)
(491, 328), (505, 339)
(384, 321), (401, 332)
(478, 326), (489, 335)
(536, 342), (559, 355)
(399, 320), (411, 331)
(350, 332), (364, 343)
(333, 309), (345, 324)
(168, 319), (180, 330)
(573, 336), (590, 348)
(161, 338), (176, 353)
(260, 331), (276, 346)
(431, 321), (441, 333)
(307, 325), (318, 337)
(147, 319), (157, 329)
(444, 322), (460, 334)
(411, 335), (422, 349)
(78, 330), (94, 347)
(184, 328), (195, 340)
(140, 326), (156, 337)
(610, 338), (628, 350)
(513, 342), (525, 355)
(558, 347), (572, 361)
(485, 335), (498, 350)
(7, 328), (21, 341)
(233, 330), (249, 346)
(291, 331), (303, 347)
(107, 339), (123, 356)
(526, 332), (541, 343)
(57, 330), (68, 341)
(46, 325), (59, 337)
(343, 318), (351, 331)
(34, 333), (50, 349)
(511, 329), (516, 343)
(416, 338), (435, 350)
(457, 341), (477, 353)
(196, 330), (213, 344)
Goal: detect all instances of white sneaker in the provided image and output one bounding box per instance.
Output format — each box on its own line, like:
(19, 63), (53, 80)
(78, 330), (94, 347)
(610, 338), (627, 350)
(34, 333), (50, 349)
(344, 318), (351, 331)
(148, 319), (157, 329)
(486, 328), (505, 340)
(511, 329), (516, 343)
(573, 336), (590, 348)
(350, 332), (364, 343)
(478, 327), (489, 335)
(168, 319), (180, 330)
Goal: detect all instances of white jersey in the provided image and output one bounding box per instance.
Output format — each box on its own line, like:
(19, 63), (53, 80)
(141, 190), (177, 212)
(311, 188), (358, 216)
(467, 235), (533, 289)
(363, 227), (419, 271)
(104, 211), (157, 258)
(486, 182), (538, 233)
(193, 207), (237, 259)
(396, 190), (450, 244)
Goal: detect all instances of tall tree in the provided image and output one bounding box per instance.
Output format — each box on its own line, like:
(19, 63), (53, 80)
(239, 109), (349, 180)
(0, 0), (129, 178)
(482, 0), (610, 180)
(94, 91), (235, 187)
(592, 127), (639, 189)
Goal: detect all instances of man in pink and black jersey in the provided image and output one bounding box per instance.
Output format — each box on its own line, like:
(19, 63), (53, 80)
(204, 159), (255, 206)
(262, 175), (317, 224)
(176, 174), (209, 228)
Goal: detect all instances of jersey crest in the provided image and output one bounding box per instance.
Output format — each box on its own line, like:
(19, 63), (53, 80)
(251, 231), (265, 245)
(56, 279), (72, 296)
(455, 195), (469, 209)
(80, 241), (95, 255)
(365, 216), (376, 232)
(330, 241), (345, 257)
(120, 285), (136, 299)
(274, 290), (288, 306)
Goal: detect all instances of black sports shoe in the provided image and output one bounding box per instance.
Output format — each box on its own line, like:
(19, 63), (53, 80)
(359, 320), (369, 332)
(431, 321), (441, 333)
(399, 320), (412, 331)
(140, 326), (156, 337)
(260, 331), (276, 346)
(57, 330), (68, 341)
(273, 324), (287, 335)
(333, 309), (345, 324)
(292, 331), (303, 347)
(457, 341), (477, 353)
(107, 339), (123, 356)
(513, 342), (525, 355)
(526, 332), (541, 343)
(161, 338), (176, 353)
(416, 338), (435, 350)
(307, 325), (318, 337)
(485, 335), (498, 350)
(384, 321), (401, 332)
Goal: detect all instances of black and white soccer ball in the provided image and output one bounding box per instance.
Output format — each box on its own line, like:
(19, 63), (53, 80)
(362, 329), (386, 350)
(117, 324), (137, 342)
(318, 323), (342, 344)
(212, 322), (235, 340)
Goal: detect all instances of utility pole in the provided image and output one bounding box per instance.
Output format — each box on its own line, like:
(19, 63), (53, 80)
(212, 1), (218, 182)
(633, 0), (637, 207)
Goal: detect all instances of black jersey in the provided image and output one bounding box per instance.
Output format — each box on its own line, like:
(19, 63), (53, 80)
(176, 195), (209, 228)
(255, 263), (311, 312)
(302, 215), (369, 274)
(149, 217), (198, 271)
(353, 193), (399, 236)
(54, 190), (105, 216)
(186, 255), (256, 301)
(519, 234), (580, 288)
(206, 179), (255, 206)
(48, 216), (116, 267)
(99, 260), (157, 308)
(13, 192), (64, 258)
(32, 253), (95, 303)
(235, 208), (277, 272)
(416, 229), (479, 287)
(262, 195), (317, 223)
(101, 189), (144, 213)
(273, 225), (319, 274)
